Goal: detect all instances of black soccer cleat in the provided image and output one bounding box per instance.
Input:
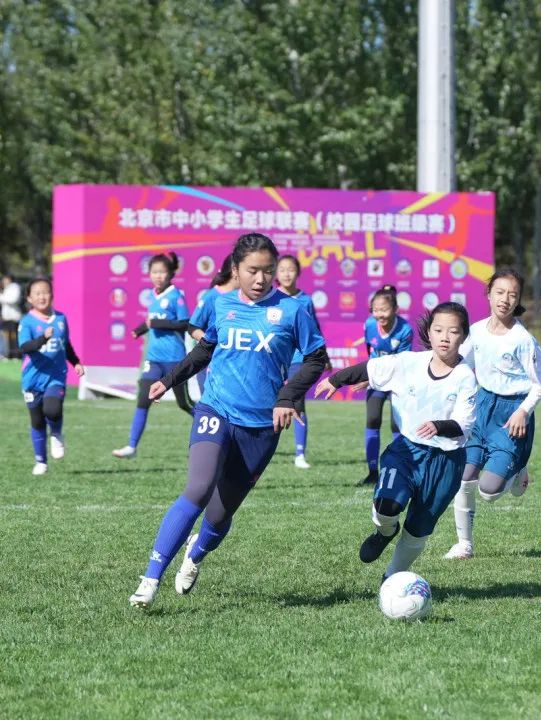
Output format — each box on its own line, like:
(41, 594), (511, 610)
(356, 468), (379, 487)
(359, 522), (400, 563)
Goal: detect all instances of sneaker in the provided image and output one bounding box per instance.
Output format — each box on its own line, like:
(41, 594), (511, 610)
(175, 534), (201, 595)
(32, 462), (48, 476)
(112, 445), (136, 459)
(444, 542), (474, 560)
(50, 434), (65, 460)
(510, 468), (529, 497)
(129, 576), (159, 608)
(359, 522), (400, 563)
(294, 454), (310, 469)
(357, 468), (379, 487)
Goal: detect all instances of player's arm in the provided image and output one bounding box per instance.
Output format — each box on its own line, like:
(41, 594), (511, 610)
(517, 339), (541, 417)
(417, 373), (477, 441)
(132, 322), (148, 337)
(18, 322), (54, 353)
(275, 346), (328, 408)
(397, 327), (413, 352)
(149, 337), (216, 400)
(147, 319), (190, 332)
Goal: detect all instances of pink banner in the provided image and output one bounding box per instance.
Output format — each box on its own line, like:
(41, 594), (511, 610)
(52, 185), (495, 391)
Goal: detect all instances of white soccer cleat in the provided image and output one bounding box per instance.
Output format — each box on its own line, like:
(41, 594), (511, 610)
(129, 576), (159, 608)
(50, 434), (65, 460)
(510, 468), (529, 497)
(32, 462), (48, 476)
(112, 445), (136, 459)
(444, 542), (474, 560)
(294, 454), (311, 469)
(175, 534), (201, 595)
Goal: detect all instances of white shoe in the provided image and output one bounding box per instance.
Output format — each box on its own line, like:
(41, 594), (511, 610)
(50, 434), (65, 460)
(32, 462), (48, 476)
(112, 445), (136, 459)
(294, 454), (310, 469)
(510, 468), (529, 497)
(129, 576), (159, 608)
(444, 542), (474, 560)
(175, 534), (201, 595)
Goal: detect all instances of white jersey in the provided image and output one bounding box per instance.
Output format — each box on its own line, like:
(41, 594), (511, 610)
(461, 318), (541, 416)
(367, 351), (477, 451)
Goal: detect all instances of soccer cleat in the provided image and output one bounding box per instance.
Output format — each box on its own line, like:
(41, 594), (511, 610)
(112, 445), (137, 459)
(444, 542), (474, 560)
(294, 454), (310, 469)
(510, 468), (529, 497)
(359, 522), (400, 563)
(50, 434), (65, 460)
(357, 468), (379, 486)
(129, 576), (159, 608)
(175, 534), (201, 595)
(32, 462), (48, 476)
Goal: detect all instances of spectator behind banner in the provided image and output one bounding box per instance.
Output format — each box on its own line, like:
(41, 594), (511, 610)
(0, 273), (23, 359)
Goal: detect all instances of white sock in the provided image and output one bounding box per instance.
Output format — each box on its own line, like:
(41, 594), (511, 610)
(385, 528), (428, 575)
(453, 479), (478, 546)
(372, 506), (400, 537)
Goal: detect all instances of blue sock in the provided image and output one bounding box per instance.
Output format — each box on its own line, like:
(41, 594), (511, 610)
(365, 428), (380, 471)
(294, 413), (308, 456)
(46, 417), (63, 437)
(129, 407), (148, 448)
(145, 496), (202, 580)
(189, 517), (232, 564)
(31, 428), (47, 463)
(392, 432), (400, 442)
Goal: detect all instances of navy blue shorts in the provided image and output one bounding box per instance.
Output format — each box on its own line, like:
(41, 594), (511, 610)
(141, 360), (179, 381)
(466, 388), (535, 480)
(366, 388), (390, 401)
(189, 403), (279, 488)
(374, 435), (466, 536)
(23, 384), (65, 409)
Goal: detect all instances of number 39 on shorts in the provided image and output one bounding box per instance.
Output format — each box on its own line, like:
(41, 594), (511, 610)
(197, 415), (221, 435)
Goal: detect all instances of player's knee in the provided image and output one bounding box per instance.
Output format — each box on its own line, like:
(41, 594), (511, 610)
(43, 398), (63, 422)
(137, 380), (153, 409)
(374, 497), (403, 517)
(478, 487), (505, 503)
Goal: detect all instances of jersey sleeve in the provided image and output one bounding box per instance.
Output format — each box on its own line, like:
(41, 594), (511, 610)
(459, 335), (475, 369)
(203, 321), (218, 346)
(190, 295), (214, 331)
(17, 316), (34, 346)
(293, 305), (324, 356)
(175, 291), (190, 322)
(518, 337), (541, 415)
(366, 354), (402, 391)
(449, 368), (477, 438)
(397, 323), (413, 352)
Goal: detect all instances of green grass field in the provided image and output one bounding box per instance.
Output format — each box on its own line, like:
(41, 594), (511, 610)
(1, 361), (540, 719)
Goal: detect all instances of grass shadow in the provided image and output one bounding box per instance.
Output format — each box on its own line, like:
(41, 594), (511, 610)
(433, 582), (541, 601)
(277, 586), (375, 607)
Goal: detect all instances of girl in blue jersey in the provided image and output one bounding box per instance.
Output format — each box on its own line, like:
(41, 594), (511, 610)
(445, 268), (541, 560)
(361, 285), (413, 485)
(276, 254), (331, 469)
(129, 233), (327, 608)
(112, 252), (191, 459)
(316, 302), (477, 580)
(18, 278), (85, 475)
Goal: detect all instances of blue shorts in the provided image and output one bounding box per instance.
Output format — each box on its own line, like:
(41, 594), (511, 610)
(189, 403), (279, 488)
(23, 384), (65, 409)
(374, 435), (466, 536)
(141, 360), (178, 381)
(466, 388), (535, 480)
(366, 388), (390, 401)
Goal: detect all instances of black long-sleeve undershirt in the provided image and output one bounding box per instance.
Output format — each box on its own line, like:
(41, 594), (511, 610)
(161, 338), (216, 390)
(275, 346), (327, 408)
(132, 319), (190, 337)
(19, 336), (81, 367)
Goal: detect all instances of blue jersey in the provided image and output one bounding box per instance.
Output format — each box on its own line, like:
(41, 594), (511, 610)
(18, 310), (72, 392)
(189, 287), (221, 332)
(147, 285), (190, 363)
(202, 288), (324, 427)
(364, 315), (413, 358)
(288, 290), (319, 364)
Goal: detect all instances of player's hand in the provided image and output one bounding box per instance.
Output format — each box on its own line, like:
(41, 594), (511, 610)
(351, 381), (370, 392)
(44, 326), (54, 339)
(145, 317), (152, 328)
(416, 421), (437, 439)
(74, 364), (85, 377)
(314, 377), (337, 400)
(273, 406), (303, 433)
(131, 330), (138, 338)
(149, 380), (167, 402)
(503, 409), (528, 438)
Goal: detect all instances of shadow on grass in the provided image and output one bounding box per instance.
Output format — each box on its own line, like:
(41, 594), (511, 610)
(433, 582), (541, 601)
(277, 586), (376, 607)
(70, 466), (181, 475)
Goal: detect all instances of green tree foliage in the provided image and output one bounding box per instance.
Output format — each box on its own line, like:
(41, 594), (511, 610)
(0, 0), (539, 277)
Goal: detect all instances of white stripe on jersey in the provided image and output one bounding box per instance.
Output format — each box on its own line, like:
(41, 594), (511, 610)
(367, 350), (477, 451)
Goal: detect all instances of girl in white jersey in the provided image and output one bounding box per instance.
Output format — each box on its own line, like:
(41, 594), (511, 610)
(316, 302), (477, 580)
(445, 268), (541, 560)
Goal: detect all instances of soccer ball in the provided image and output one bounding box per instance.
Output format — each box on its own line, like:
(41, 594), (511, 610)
(379, 571), (432, 621)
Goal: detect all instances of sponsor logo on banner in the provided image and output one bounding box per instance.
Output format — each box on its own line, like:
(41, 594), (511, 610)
(339, 292), (356, 310)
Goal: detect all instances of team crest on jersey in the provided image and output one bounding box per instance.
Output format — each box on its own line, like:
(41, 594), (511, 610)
(226, 310), (236, 320)
(160, 299), (169, 309)
(266, 308), (283, 324)
(57, 321), (65, 331)
(391, 338), (400, 349)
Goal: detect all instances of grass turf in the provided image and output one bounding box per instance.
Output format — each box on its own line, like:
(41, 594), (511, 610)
(0, 361), (540, 719)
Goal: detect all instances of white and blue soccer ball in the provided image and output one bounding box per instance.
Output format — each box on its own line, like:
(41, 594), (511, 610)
(379, 571), (432, 621)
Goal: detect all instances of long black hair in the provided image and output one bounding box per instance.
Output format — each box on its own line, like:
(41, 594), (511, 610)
(487, 267), (526, 316)
(210, 253), (234, 288)
(417, 302), (470, 349)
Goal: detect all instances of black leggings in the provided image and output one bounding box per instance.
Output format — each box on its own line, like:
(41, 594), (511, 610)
(366, 393), (398, 433)
(136, 378), (194, 415)
(28, 396), (63, 430)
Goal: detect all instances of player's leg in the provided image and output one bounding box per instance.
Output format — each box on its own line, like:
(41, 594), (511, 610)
(444, 463), (480, 559)
(175, 423), (279, 593)
(389, 400), (400, 442)
(362, 390), (387, 485)
(113, 362), (158, 458)
(286, 362), (309, 468)
(25, 392), (48, 475)
(130, 404), (230, 607)
(43, 386), (66, 460)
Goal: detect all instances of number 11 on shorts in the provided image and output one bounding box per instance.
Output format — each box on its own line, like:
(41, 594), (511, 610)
(379, 467), (397, 490)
